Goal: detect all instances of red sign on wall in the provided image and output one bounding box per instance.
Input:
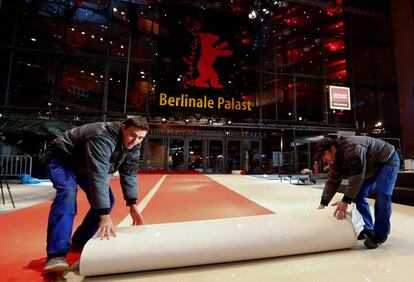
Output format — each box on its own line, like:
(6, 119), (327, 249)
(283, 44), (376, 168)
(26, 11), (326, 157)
(329, 85), (351, 110)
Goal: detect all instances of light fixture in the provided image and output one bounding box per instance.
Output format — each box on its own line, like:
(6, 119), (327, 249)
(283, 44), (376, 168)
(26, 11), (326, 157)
(248, 10), (257, 19)
(375, 121), (383, 127)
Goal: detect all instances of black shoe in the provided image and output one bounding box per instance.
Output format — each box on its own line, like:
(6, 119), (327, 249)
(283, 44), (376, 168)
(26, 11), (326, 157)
(357, 229), (374, 240)
(364, 234), (388, 249)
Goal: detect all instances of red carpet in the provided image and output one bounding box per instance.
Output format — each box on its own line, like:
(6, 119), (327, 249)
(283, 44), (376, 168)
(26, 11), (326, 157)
(142, 174), (273, 224)
(0, 174), (272, 281)
(0, 174), (163, 282)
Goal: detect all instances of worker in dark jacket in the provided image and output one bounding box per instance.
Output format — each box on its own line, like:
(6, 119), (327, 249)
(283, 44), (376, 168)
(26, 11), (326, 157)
(43, 117), (149, 275)
(313, 136), (399, 249)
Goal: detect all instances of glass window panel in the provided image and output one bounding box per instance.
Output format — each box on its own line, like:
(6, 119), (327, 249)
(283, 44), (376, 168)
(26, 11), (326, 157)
(0, 51), (10, 106)
(111, 1), (157, 59)
(327, 108), (354, 126)
(107, 61), (126, 113)
(64, 1), (110, 56)
(9, 52), (57, 110)
(374, 46), (395, 85)
(276, 76), (294, 121)
(107, 62), (150, 114)
(296, 79), (324, 122)
(344, 13), (371, 38)
(323, 37), (347, 80)
(379, 89), (400, 130)
(260, 72), (277, 121)
(110, 1), (129, 59)
(371, 16), (391, 42)
(351, 42), (374, 82)
(0, 1), (17, 46)
(15, 1), (66, 50)
(354, 86), (378, 128)
(58, 56), (105, 113)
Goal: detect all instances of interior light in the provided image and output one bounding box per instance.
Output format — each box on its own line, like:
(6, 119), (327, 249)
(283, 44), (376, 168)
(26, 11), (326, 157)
(248, 10), (257, 19)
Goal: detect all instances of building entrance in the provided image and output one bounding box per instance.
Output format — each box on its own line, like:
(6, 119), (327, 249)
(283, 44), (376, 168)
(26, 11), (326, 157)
(144, 128), (261, 173)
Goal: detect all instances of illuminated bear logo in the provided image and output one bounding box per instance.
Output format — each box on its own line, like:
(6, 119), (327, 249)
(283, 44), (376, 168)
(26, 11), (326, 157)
(193, 33), (233, 89)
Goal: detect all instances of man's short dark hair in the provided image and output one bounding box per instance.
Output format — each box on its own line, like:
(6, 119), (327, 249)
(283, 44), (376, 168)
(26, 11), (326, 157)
(123, 116), (149, 131)
(313, 137), (338, 161)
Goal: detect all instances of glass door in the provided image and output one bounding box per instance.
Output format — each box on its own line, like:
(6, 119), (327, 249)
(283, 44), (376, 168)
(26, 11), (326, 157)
(168, 139), (185, 171)
(250, 140), (261, 173)
(207, 139), (224, 173)
(146, 138), (167, 171)
(188, 139), (204, 172)
(226, 140), (241, 173)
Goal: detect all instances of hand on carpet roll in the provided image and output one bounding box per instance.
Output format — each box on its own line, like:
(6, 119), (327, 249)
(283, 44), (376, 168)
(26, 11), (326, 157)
(129, 204), (144, 226)
(93, 214), (117, 240)
(332, 200), (348, 220)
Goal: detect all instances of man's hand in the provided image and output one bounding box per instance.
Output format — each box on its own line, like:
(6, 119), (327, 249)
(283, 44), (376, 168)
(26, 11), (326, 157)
(129, 204), (144, 226)
(93, 214), (116, 240)
(331, 200), (348, 220)
(317, 204), (325, 209)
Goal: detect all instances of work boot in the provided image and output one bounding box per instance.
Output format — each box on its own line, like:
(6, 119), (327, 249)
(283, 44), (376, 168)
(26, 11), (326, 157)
(43, 256), (69, 275)
(357, 229), (374, 240)
(364, 234), (388, 249)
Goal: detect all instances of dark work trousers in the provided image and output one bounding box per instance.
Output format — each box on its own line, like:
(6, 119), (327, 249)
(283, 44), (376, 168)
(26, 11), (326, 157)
(46, 155), (114, 257)
(354, 152), (400, 236)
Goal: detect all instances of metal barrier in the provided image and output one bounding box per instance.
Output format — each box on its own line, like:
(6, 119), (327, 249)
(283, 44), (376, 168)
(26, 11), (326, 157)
(0, 155), (32, 177)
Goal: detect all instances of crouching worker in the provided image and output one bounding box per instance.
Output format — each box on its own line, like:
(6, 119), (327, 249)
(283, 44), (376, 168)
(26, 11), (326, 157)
(314, 136), (399, 249)
(43, 117), (149, 275)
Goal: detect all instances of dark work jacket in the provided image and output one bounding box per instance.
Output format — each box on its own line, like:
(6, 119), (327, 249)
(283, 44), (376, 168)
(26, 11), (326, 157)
(321, 136), (395, 206)
(51, 122), (140, 214)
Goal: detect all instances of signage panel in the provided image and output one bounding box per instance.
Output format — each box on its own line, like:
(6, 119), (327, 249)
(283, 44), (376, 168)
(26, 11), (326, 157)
(329, 85), (351, 110)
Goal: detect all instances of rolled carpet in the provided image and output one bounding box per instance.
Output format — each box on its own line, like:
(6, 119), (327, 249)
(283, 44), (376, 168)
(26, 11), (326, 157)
(79, 209), (357, 276)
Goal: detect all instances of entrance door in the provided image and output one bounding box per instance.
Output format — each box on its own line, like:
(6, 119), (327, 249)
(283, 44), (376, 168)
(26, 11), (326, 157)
(188, 139), (204, 172)
(168, 139), (185, 171)
(207, 139), (224, 173)
(146, 138), (167, 171)
(226, 140), (241, 173)
(249, 140), (261, 173)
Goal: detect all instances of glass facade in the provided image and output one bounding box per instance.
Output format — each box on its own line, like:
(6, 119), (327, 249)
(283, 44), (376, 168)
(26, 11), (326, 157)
(0, 0), (400, 174)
